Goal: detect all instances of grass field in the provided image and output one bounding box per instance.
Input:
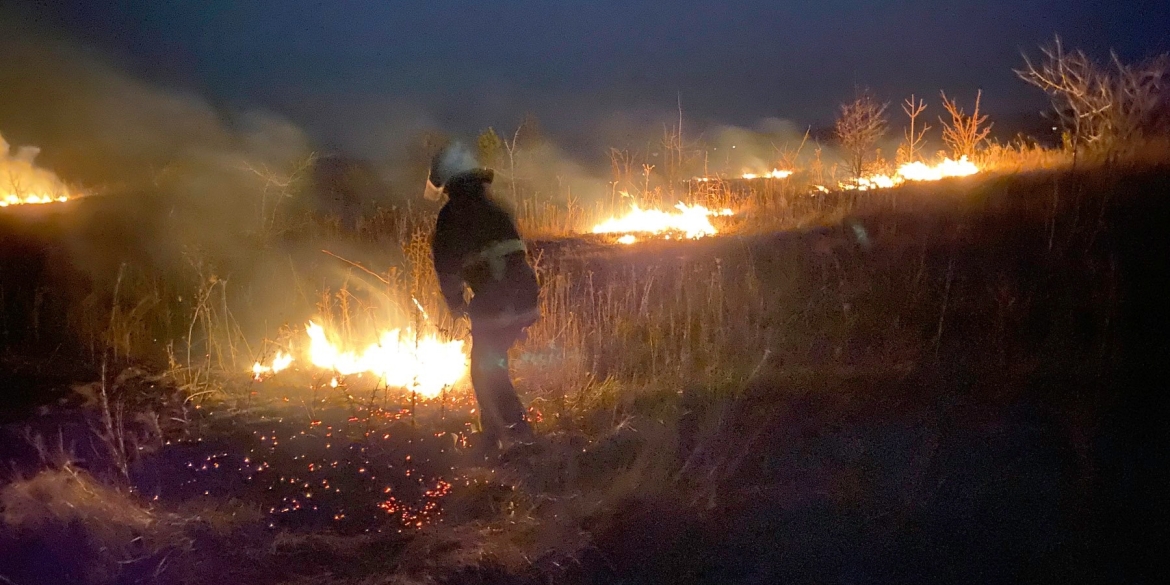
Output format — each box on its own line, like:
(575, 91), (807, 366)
(1, 158), (1168, 584)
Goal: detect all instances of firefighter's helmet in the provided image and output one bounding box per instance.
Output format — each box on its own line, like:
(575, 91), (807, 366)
(425, 141), (480, 200)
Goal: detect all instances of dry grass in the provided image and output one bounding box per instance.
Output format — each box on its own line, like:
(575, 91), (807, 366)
(0, 466), (192, 584)
(522, 252), (770, 404)
(5, 156), (1170, 584)
(61, 150), (1014, 393)
(980, 137), (1073, 172)
(7, 129), (1092, 399)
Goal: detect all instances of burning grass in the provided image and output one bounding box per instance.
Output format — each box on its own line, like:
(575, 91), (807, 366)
(692, 169), (794, 181)
(834, 155), (981, 191)
(590, 200), (734, 242)
(1, 131), (79, 208)
(250, 320), (467, 399)
(3, 142), (1169, 583)
(3, 32), (1169, 580)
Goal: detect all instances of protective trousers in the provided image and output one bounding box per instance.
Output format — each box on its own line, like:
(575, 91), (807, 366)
(469, 324), (533, 446)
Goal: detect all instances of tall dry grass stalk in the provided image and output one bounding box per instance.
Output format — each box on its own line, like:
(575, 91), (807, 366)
(519, 251), (774, 421)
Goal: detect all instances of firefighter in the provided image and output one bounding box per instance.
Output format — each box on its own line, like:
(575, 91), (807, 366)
(425, 142), (540, 453)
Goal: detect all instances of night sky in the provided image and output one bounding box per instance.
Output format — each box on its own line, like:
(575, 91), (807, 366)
(4, 0), (1168, 158)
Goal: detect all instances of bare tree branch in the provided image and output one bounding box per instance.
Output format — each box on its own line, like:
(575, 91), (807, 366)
(1016, 35), (1169, 157)
(939, 90), (992, 159)
(899, 94), (930, 163)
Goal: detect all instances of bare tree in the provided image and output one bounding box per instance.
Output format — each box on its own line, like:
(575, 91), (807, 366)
(835, 90), (889, 180)
(1109, 53), (1170, 148)
(899, 94), (930, 163)
(939, 90), (992, 159)
(1016, 36), (1169, 157)
(244, 151), (317, 238)
(503, 125), (522, 206)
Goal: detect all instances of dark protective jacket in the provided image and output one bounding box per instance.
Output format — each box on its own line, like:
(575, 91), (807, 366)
(431, 169), (540, 331)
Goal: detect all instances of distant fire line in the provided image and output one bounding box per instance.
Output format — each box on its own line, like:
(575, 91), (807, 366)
(592, 199), (734, 243)
(827, 156), (980, 192)
(691, 169), (794, 182)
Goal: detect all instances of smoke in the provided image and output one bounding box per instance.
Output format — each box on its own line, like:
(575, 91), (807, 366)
(702, 117), (836, 176)
(2, 8), (965, 367)
(0, 21), (349, 353)
(504, 140), (613, 208)
(0, 23), (315, 265)
(0, 132), (76, 205)
(469, 112), (843, 218)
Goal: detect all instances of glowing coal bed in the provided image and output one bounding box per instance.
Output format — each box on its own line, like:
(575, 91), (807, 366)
(130, 385), (498, 536)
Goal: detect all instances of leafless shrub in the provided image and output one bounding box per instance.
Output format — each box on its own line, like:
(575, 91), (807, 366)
(1016, 36), (1170, 158)
(939, 90), (992, 159)
(835, 90), (890, 180)
(898, 94), (930, 164)
(244, 152), (318, 240)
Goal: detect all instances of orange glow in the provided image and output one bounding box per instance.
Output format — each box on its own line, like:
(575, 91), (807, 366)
(1, 132), (77, 208)
(593, 199), (733, 241)
(835, 156), (980, 191)
(252, 351), (293, 380)
(692, 168), (793, 182)
(250, 322), (467, 398)
(741, 169), (793, 180)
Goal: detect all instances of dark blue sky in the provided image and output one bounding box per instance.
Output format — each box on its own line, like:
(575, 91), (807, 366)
(7, 0), (1169, 156)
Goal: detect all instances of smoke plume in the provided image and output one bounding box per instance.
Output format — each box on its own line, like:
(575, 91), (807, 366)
(0, 132), (77, 205)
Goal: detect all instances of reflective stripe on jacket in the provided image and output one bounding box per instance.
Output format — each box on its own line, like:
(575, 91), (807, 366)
(431, 174), (540, 331)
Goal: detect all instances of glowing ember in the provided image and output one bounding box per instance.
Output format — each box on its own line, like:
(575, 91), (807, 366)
(838, 156), (980, 191)
(1, 131), (77, 208)
(617, 235), (638, 245)
(251, 322), (467, 398)
(593, 201), (733, 240)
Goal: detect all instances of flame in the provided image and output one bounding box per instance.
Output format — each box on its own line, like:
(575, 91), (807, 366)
(692, 169), (792, 182)
(1, 132), (76, 208)
(250, 322), (467, 398)
(844, 173), (900, 191)
(305, 322), (467, 398)
(2, 193), (70, 207)
(896, 157), (979, 181)
(741, 169), (793, 180)
(617, 235), (638, 245)
(593, 202), (733, 240)
(836, 156), (980, 191)
(252, 351), (294, 380)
